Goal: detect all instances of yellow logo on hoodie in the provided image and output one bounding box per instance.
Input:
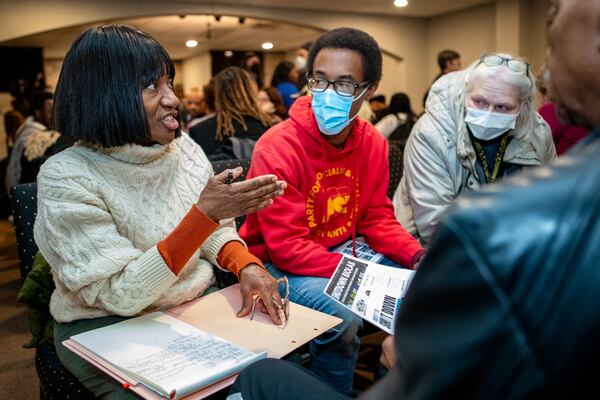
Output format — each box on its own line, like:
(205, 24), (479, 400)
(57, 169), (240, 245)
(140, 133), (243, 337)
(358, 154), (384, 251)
(306, 167), (360, 238)
(323, 187), (350, 223)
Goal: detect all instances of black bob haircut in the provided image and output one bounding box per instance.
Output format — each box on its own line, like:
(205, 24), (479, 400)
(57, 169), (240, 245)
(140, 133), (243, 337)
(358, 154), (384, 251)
(54, 24), (178, 147)
(306, 28), (382, 83)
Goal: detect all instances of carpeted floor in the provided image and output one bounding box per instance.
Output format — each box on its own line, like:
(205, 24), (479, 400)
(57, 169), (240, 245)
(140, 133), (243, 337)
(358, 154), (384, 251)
(0, 218), (39, 399)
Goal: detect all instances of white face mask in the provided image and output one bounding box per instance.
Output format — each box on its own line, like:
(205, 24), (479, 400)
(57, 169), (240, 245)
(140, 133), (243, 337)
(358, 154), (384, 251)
(295, 56), (307, 71)
(465, 106), (518, 140)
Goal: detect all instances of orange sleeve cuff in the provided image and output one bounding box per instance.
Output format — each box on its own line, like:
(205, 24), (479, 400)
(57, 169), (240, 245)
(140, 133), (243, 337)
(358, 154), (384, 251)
(157, 206), (219, 275)
(217, 241), (265, 278)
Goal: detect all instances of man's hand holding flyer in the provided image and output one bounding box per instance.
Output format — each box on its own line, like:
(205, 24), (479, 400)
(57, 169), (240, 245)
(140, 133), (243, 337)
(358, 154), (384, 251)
(324, 244), (415, 334)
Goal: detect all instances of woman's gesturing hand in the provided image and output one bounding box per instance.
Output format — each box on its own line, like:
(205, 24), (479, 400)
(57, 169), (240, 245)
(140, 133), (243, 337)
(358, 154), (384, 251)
(196, 167), (287, 221)
(236, 264), (284, 326)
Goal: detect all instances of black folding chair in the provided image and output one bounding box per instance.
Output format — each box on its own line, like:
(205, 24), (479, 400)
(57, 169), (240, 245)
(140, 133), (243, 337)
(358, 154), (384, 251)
(387, 141), (405, 199)
(10, 183), (95, 399)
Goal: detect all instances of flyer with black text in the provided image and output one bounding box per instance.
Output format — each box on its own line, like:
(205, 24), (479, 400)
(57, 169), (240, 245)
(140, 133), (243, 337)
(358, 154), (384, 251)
(324, 255), (415, 334)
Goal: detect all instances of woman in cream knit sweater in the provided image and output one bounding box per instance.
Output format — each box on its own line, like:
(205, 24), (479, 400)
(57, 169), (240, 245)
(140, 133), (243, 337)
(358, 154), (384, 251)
(33, 25), (286, 399)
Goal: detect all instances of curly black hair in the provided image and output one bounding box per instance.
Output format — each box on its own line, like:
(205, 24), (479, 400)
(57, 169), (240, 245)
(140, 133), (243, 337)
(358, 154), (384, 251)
(306, 28), (382, 83)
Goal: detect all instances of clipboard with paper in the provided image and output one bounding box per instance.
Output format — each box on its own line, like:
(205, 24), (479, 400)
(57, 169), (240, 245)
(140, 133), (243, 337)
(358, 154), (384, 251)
(63, 284), (342, 399)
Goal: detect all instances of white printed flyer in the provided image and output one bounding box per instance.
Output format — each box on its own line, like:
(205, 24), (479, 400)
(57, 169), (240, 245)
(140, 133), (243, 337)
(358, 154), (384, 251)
(323, 254), (415, 335)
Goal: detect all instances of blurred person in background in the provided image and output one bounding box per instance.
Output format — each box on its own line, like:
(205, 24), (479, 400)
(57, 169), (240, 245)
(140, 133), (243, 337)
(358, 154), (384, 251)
(395, 54), (555, 246)
(0, 100), (25, 217)
(5, 91), (55, 190)
(189, 67), (273, 160)
(173, 83), (189, 128)
(258, 89), (283, 124)
(185, 87), (207, 130)
(295, 41), (312, 92)
(375, 92), (416, 144)
(4, 100), (25, 152)
(271, 61), (300, 109)
(368, 94), (387, 123)
(241, 52), (264, 89)
(423, 49), (462, 107)
(263, 87), (288, 120)
(536, 66), (589, 155)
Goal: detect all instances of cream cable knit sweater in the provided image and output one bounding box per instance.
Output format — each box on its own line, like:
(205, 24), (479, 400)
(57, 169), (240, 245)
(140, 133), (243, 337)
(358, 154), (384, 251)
(34, 134), (240, 323)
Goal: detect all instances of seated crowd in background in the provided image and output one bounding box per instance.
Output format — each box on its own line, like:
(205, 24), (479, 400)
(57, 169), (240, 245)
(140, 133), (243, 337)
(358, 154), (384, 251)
(270, 60), (301, 109)
(258, 87), (286, 124)
(4, 91), (74, 192)
(183, 86), (209, 130)
(374, 92), (416, 143)
(368, 94), (387, 124)
(188, 66), (273, 160)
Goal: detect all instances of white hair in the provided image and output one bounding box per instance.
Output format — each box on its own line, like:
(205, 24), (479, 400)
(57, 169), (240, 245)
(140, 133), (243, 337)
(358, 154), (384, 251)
(457, 54), (537, 139)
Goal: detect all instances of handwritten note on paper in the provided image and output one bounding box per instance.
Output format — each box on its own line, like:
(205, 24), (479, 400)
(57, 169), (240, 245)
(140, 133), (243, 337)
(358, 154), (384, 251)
(125, 334), (254, 382)
(70, 312), (267, 399)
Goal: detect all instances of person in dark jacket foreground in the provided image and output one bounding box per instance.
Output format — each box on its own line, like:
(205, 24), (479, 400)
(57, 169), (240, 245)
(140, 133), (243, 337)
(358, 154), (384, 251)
(228, 1), (600, 398)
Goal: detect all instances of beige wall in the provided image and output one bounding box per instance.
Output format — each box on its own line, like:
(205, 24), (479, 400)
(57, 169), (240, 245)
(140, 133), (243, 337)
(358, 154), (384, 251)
(425, 0), (550, 108)
(525, 0), (550, 75)
(426, 3), (497, 80)
(43, 59), (63, 91)
(181, 53), (211, 93)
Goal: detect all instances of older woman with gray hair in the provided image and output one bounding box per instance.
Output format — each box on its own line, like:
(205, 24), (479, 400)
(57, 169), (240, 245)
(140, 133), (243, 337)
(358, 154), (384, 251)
(393, 53), (556, 246)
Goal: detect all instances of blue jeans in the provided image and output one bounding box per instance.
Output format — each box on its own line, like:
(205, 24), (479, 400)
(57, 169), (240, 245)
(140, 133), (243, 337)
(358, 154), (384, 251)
(266, 264), (363, 395)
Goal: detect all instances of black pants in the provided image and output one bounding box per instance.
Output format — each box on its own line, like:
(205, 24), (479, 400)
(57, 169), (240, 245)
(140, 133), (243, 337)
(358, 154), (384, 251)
(229, 359), (350, 400)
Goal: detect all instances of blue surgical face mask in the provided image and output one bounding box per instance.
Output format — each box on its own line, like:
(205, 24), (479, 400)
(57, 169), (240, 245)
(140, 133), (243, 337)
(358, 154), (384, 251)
(311, 88), (366, 136)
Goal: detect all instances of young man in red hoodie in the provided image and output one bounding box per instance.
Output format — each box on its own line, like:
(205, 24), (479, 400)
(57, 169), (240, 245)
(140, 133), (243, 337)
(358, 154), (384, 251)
(239, 27), (424, 394)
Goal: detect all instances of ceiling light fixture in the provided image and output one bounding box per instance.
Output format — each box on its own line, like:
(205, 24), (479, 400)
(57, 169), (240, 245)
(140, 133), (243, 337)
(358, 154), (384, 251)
(186, 40), (198, 48)
(393, 0), (408, 7)
(261, 42), (274, 50)
(224, 50), (234, 57)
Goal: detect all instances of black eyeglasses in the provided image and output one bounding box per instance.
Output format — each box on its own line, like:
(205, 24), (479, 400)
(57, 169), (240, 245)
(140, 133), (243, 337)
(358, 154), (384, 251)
(306, 75), (369, 97)
(479, 53), (530, 75)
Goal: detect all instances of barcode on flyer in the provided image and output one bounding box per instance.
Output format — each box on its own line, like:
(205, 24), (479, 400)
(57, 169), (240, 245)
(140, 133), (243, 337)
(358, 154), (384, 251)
(382, 295), (396, 316)
(356, 299), (367, 316)
(373, 295), (397, 330)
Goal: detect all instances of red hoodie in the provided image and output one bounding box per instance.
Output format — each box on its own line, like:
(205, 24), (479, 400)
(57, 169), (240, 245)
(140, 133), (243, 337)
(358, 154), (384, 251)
(239, 96), (424, 278)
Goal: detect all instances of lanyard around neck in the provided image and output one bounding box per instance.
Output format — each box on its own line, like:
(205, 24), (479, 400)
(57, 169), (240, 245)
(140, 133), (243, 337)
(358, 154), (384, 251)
(472, 135), (509, 183)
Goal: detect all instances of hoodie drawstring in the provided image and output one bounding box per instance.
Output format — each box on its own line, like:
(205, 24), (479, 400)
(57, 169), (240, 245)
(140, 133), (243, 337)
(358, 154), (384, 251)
(351, 147), (358, 258)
